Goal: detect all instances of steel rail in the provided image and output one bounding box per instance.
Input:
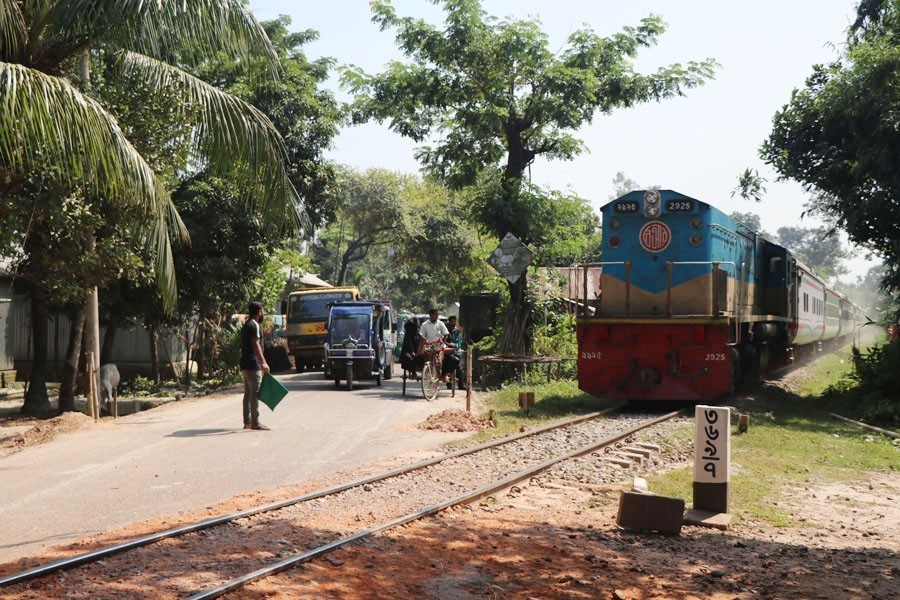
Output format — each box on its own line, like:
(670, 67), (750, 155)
(0, 407), (622, 587)
(189, 409), (684, 599)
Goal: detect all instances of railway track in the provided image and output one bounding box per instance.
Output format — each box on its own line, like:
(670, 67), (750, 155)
(0, 407), (683, 598)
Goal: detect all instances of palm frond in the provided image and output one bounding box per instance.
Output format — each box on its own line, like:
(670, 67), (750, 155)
(51, 0), (278, 70)
(0, 61), (185, 309)
(0, 0), (26, 61)
(119, 50), (308, 233)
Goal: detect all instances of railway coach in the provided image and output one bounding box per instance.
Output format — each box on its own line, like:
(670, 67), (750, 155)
(575, 189), (867, 402)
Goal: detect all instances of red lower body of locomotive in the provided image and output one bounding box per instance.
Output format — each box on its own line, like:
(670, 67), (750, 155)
(577, 320), (733, 401)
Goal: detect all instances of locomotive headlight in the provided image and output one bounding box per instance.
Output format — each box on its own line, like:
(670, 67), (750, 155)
(643, 190), (660, 218)
(689, 234), (704, 247)
(610, 218), (621, 230)
(608, 235), (621, 249)
(691, 216), (703, 229)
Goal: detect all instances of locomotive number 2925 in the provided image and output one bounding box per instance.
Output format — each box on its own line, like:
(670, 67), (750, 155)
(705, 353), (727, 362)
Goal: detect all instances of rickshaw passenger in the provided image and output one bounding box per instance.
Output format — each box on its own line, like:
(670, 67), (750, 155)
(400, 317), (424, 373)
(443, 315), (462, 383)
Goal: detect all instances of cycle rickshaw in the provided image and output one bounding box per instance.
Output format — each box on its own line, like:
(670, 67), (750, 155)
(401, 338), (461, 401)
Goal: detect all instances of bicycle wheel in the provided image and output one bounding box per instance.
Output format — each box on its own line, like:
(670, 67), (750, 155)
(421, 362), (440, 401)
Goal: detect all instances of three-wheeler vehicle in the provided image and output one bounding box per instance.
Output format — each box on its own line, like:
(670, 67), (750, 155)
(324, 301), (394, 390)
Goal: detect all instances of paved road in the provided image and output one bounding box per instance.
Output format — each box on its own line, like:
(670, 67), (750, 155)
(0, 370), (469, 565)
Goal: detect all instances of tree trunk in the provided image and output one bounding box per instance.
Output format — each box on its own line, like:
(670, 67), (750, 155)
(100, 312), (120, 365)
(195, 318), (206, 379)
(183, 322), (195, 389)
(148, 324), (160, 385)
(58, 300), (87, 412)
(496, 137), (533, 357)
(22, 284), (52, 415)
(498, 274), (531, 356)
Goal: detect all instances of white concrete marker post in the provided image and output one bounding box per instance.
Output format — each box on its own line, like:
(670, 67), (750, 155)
(685, 405), (733, 529)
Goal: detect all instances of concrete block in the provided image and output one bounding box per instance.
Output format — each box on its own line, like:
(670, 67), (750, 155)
(633, 442), (661, 453)
(612, 451), (645, 465)
(631, 477), (649, 493)
(623, 446), (652, 458)
(684, 509), (732, 530)
(616, 491), (685, 534)
(601, 457), (632, 468)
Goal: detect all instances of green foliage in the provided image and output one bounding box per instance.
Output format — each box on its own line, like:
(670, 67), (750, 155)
(834, 263), (894, 319)
(196, 16), (342, 229)
(248, 256), (289, 316)
(344, 0), (716, 353)
(171, 175), (274, 322)
(346, 0), (716, 191)
(823, 342), (900, 426)
(775, 226), (851, 280)
(530, 312), (577, 375)
(728, 211), (764, 235)
(0, 3), (307, 311)
(760, 0), (900, 298)
(732, 168), (768, 203)
(470, 175), (601, 263)
(313, 168), (492, 309)
(313, 167), (418, 286)
(215, 326), (243, 378)
(126, 375), (158, 397)
(609, 172), (643, 200)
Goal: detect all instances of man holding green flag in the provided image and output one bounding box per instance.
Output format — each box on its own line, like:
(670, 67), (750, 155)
(241, 301), (271, 430)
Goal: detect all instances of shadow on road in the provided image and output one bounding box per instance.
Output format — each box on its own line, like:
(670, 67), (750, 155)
(166, 428), (237, 438)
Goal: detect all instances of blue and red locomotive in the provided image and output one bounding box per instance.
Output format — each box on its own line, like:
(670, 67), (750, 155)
(576, 189), (867, 402)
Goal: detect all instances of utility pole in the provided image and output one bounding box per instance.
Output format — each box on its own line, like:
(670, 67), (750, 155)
(80, 49), (101, 409)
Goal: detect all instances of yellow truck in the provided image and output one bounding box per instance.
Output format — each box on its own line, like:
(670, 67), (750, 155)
(284, 286), (359, 372)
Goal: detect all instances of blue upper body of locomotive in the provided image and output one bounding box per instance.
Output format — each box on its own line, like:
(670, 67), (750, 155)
(599, 189), (782, 318)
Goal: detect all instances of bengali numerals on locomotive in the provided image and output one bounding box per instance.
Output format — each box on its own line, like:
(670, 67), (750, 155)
(614, 201), (639, 213)
(580, 351), (602, 360)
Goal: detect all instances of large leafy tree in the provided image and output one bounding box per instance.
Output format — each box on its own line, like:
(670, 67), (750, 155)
(0, 1), (304, 414)
(311, 168), (488, 310)
(775, 226), (850, 281)
(313, 168), (420, 286)
(760, 0), (899, 304)
(371, 177), (487, 310)
(342, 0), (717, 354)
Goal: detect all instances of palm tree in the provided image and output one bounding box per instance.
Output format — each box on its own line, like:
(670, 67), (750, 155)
(0, 1), (305, 414)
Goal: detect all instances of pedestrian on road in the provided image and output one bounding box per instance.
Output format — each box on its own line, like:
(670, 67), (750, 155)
(241, 301), (271, 430)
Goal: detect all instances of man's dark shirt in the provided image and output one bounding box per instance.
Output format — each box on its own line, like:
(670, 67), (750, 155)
(240, 318), (261, 371)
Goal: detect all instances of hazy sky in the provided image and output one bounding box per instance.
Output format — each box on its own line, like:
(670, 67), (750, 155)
(249, 0), (878, 280)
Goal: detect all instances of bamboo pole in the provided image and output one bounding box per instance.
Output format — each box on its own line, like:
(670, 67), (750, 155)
(86, 351), (98, 421)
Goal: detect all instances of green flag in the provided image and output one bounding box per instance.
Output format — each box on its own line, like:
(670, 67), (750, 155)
(258, 373), (288, 411)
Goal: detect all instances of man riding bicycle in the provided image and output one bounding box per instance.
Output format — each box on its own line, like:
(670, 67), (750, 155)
(419, 308), (459, 383)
